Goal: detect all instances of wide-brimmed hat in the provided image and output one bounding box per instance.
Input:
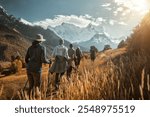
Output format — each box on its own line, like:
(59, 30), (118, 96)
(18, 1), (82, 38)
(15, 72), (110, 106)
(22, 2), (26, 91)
(35, 34), (46, 42)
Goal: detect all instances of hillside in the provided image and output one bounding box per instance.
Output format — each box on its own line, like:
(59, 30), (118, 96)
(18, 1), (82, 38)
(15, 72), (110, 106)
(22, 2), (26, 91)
(0, 6), (70, 61)
(0, 25), (30, 61)
(109, 12), (150, 99)
(0, 48), (127, 100)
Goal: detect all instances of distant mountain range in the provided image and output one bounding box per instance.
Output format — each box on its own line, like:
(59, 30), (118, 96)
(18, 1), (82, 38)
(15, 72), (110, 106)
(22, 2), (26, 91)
(78, 33), (116, 50)
(50, 22), (120, 50)
(0, 6), (70, 60)
(50, 22), (104, 43)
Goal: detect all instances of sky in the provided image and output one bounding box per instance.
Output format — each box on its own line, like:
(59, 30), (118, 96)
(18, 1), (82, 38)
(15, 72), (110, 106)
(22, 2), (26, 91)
(0, 0), (150, 38)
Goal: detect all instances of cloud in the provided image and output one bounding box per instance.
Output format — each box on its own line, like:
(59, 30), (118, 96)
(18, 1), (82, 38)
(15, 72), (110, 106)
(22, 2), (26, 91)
(101, 3), (111, 7)
(114, 0), (149, 15)
(116, 7), (123, 12)
(95, 17), (106, 25)
(108, 19), (127, 26)
(101, 3), (112, 11)
(32, 15), (107, 29)
(109, 19), (117, 25)
(105, 7), (112, 11)
(118, 21), (127, 26)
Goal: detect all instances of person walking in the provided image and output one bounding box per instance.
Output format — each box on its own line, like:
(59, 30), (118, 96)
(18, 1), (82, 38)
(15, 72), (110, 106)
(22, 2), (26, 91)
(90, 46), (97, 62)
(67, 44), (76, 80)
(25, 34), (51, 94)
(49, 39), (69, 90)
(75, 47), (82, 68)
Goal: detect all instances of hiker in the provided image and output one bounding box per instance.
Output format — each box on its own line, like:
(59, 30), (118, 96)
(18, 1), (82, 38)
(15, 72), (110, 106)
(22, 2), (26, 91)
(67, 44), (76, 80)
(49, 39), (69, 90)
(25, 34), (51, 94)
(90, 46), (97, 62)
(75, 47), (82, 68)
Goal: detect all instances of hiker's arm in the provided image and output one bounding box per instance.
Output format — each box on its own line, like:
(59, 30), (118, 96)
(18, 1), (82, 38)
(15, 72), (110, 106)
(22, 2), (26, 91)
(41, 47), (51, 64)
(25, 49), (30, 64)
(65, 48), (70, 60)
(51, 47), (57, 57)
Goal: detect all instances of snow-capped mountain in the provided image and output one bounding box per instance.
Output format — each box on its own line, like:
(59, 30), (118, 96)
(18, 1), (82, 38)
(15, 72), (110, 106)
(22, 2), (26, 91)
(78, 33), (117, 51)
(18, 18), (33, 26)
(49, 22), (120, 50)
(49, 22), (104, 43)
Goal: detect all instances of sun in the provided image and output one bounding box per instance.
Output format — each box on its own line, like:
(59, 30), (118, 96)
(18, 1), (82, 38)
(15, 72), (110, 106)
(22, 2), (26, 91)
(133, 0), (149, 14)
(115, 0), (149, 15)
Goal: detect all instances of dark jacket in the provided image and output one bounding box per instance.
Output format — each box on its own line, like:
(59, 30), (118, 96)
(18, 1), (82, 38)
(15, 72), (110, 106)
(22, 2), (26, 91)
(25, 41), (50, 72)
(76, 48), (82, 59)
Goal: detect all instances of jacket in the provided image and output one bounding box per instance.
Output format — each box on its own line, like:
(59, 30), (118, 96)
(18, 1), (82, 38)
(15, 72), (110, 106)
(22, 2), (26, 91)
(25, 41), (50, 72)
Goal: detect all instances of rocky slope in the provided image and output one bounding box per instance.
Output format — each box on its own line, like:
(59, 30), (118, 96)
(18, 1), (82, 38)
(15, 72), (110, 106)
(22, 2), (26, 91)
(0, 6), (70, 61)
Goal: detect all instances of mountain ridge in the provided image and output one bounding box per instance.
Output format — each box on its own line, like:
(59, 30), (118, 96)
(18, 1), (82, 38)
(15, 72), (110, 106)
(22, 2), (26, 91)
(78, 33), (116, 50)
(0, 6), (70, 60)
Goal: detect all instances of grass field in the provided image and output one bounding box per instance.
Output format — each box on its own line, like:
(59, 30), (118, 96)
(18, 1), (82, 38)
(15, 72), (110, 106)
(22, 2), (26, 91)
(0, 47), (149, 100)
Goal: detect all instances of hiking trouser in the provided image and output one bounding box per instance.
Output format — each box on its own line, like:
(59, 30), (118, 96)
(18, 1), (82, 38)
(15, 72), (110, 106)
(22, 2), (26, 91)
(67, 66), (73, 79)
(27, 71), (42, 92)
(55, 72), (64, 90)
(75, 57), (81, 68)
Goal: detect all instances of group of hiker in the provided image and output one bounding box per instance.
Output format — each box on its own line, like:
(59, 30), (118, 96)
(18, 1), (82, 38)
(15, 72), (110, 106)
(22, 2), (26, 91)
(25, 34), (83, 93)
(0, 34), (98, 96)
(2, 33), (98, 94)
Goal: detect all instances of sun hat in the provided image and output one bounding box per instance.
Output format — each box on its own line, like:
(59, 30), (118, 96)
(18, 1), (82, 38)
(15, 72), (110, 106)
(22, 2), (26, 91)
(35, 34), (46, 42)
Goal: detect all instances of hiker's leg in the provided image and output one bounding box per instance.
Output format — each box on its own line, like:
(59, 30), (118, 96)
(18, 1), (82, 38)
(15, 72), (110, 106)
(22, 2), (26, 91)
(60, 72), (64, 78)
(67, 66), (71, 80)
(55, 72), (64, 90)
(33, 72), (42, 91)
(78, 58), (81, 65)
(77, 58), (80, 68)
(27, 71), (34, 94)
(57, 72), (64, 86)
(55, 73), (59, 90)
(68, 66), (72, 80)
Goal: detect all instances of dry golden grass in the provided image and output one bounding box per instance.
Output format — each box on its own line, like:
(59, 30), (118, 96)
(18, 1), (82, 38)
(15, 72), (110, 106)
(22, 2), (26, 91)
(0, 48), (149, 100)
(0, 84), (3, 97)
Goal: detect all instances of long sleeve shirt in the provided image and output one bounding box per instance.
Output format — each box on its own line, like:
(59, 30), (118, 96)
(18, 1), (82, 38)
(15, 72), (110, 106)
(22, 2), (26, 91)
(25, 43), (50, 72)
(52, 45), (69, 59)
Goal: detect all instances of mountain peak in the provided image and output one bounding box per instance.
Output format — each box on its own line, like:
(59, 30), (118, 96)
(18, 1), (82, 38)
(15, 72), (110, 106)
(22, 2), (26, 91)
(87, 23), (93, 28)
(91, 33), (111, 43)
(60, 22), (82, 28)
(0, 6), (5, 11)
(86, 23), (95, 30)
(0, 6), (7, 16)
(92, 32), (111, 40)
(18, 18), (32, 26)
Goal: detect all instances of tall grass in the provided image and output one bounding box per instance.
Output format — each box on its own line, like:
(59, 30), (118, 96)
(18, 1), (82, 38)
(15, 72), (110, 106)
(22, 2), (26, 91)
(12, 12), (150, 100)
(0, 85), (3, 97)
(16, 51), (150, 100)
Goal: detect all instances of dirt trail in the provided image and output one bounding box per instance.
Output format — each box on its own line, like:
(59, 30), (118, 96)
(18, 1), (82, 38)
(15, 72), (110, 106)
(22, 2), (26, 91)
(0, 48), (127, 99)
